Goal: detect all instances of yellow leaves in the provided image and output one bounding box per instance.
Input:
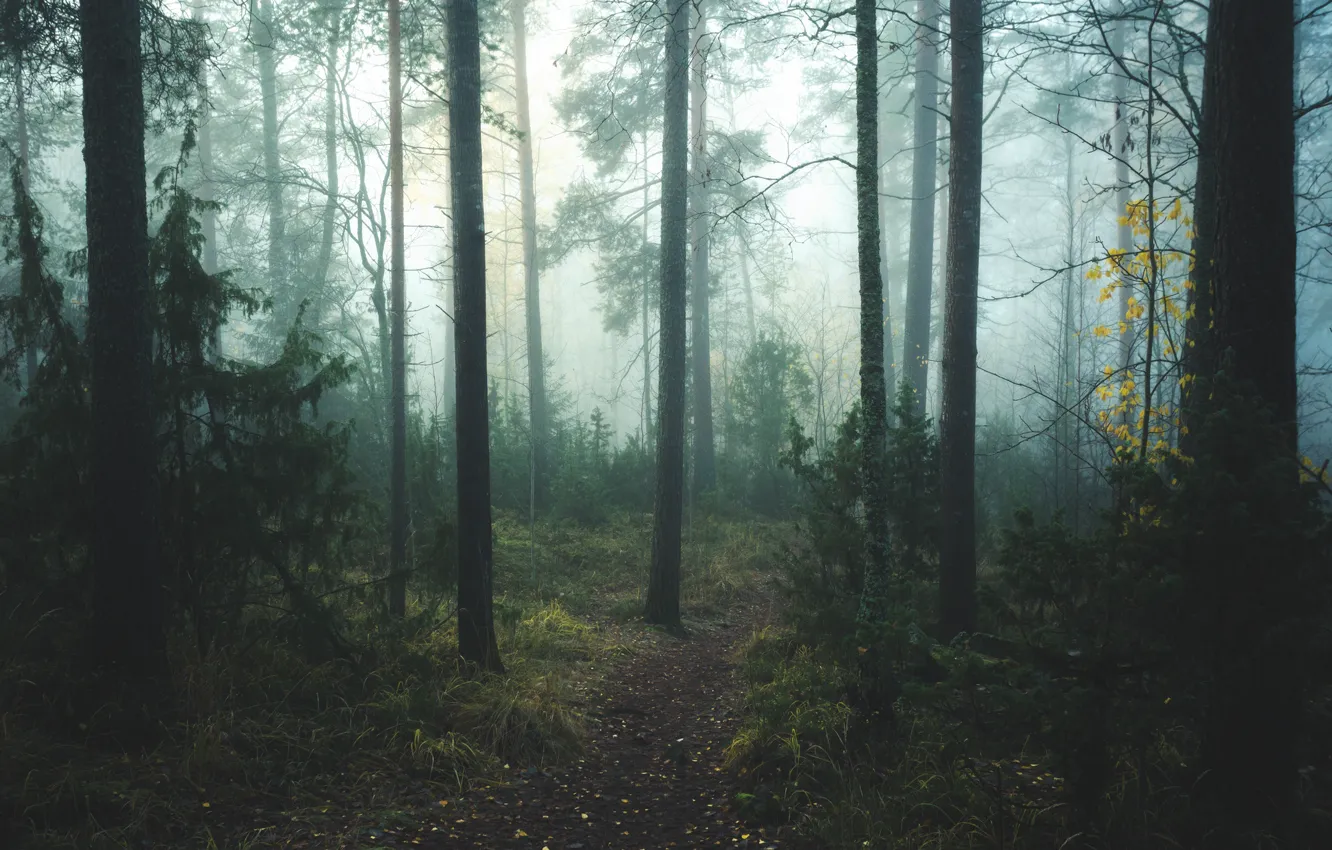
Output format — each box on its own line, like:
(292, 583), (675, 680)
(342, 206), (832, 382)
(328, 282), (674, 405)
(1086, 264), (1105, 282)
(1124, 296), (1145, 321)
(1092, 325), (1111, 338)
(1300, 456), (1330, 485)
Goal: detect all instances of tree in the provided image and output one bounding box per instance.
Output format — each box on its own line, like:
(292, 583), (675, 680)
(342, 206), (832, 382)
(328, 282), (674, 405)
(387, 0), (408, 618)
(314, 0), (343, 291)
(937, 0), (982, 642)
(690, 0), (716, 498)
(512, 0), (549, 513)
(644, 0), (690, 630)
(451, 0), (503, 671)
(83, 0), (167, 679)
(901, 0), (939, 416)
(854, 0), (891, 626)
(1188, 0), (1301, 831)
(253, 0), (287, 320)
(1111, 7), (1133, 419)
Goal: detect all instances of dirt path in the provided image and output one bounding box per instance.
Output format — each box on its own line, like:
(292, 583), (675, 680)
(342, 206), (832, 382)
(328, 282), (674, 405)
(425, 599), (783, 850)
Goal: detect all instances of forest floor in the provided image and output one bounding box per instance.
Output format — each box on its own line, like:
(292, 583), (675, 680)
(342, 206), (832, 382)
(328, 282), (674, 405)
(412, 596), (789, 850)
(4, 518), (798, 850)
(186, 592), (795, 850)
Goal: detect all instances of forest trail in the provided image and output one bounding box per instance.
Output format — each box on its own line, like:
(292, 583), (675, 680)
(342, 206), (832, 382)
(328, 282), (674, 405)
(425, 597), (785, 850)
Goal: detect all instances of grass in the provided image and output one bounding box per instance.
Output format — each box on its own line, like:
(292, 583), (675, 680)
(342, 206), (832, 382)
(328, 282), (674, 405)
(1, 509), (783, 848)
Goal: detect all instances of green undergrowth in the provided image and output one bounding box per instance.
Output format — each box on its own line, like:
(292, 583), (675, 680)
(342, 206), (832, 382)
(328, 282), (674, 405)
(491, 510), (785, 625)
(1, 510), (781, 848)
(727, 627), (1031, 849)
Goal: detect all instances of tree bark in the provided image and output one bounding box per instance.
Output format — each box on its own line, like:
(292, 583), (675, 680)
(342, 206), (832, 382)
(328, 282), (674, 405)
(902, 0), (939, 415)
(1189, 1), (1300, 830)
(387, 0), (409, 618)
(450, 0), (503, 671)
(82, 0), (167, 680)
(854, 0), (891, 625)
(512, 0), (549, 514)
(193, 4), (221, 359)
(689, 0), (715, 499)
(938, 0), (982, 642)
(644, 0), (690, 630)
(15, 47), (39, 388)
(254, 0), (286, 318)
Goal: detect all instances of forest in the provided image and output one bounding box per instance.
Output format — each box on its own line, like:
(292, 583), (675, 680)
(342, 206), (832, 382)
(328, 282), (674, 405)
(1, 0), (1331, 847)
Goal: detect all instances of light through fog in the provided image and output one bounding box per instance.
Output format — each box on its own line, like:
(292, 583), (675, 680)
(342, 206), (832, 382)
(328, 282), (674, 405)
(14, 0), (1332, 454)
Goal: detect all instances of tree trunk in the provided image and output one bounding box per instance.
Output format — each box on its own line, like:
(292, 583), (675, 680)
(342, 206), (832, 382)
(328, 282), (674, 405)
(689, 0), (715, 499)
(314, 8), (341, 291)
(443, 274), (456, 419)
(387, 0), (409, 618)
(1192, 2), (1300, 829)
(642, 163), (654, 451)
(254, 0), (286, 320)
(512, 0), (549, 514)
(82, 0), (167, 680)
(739, 234), (757, 344)
(644, 0), (689, 631)
(193, 5), (221, 359)
(854, 0), (891, 625)
(878, 133), (896, 406)
(14, 47), (39, 388)
(196, 78), (218, 280)
(1112, 11), (1133, 416)
(902, 0), (939, 415)
(450, 0), (503, 671)
(1058, 131), (1079, 516)
(938, 0), (982, 642)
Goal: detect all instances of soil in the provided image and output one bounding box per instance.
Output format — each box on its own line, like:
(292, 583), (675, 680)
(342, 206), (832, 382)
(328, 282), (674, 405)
(421, 598), (787, 850)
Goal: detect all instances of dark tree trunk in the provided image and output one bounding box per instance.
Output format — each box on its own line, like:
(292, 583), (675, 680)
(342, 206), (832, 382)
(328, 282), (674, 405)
(902, 0), (939, 414)
(15, 47), (39, 388)
(644, 0), (689, 630)
(854, 0), (891, 624)
(512, 0), (549, 514)
(82, 0), (167, 680)
(689, 0), (715, 498)
(254, 0), (286, 317)
(193, 4), (221, 359)
(196, 75), (218, 280)
(938, 0), (982, 642)
(387, 0), (408, 618)
(1190, 0), (1301, 830)
(450, 0), (503, 671)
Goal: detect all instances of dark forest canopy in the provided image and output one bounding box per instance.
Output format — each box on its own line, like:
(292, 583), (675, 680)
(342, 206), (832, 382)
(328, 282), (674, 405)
(2, 1), (1332, 848)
